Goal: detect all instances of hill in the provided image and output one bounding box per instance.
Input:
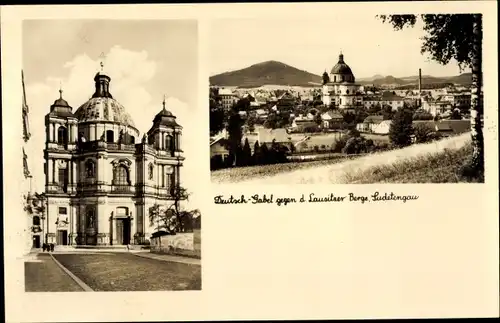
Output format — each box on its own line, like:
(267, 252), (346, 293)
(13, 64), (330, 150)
(209, 61), (322, 87)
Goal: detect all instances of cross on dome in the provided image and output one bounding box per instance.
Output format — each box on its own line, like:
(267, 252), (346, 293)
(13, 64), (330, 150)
(98, 52), (107, 72)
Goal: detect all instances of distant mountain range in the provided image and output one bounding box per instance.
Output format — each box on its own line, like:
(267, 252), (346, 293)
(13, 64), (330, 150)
(209, 60), (472, 88)
(357, 73), (472, 87)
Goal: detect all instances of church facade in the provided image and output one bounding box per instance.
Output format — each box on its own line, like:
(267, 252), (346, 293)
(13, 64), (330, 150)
(44, 68), (184, 246)
(322, 53), (364, 110)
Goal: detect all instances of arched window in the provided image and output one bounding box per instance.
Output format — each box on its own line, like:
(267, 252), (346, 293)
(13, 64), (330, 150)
(33, 216), (40, 226)
(346, 89), (350, 95)
(57, 126), (67, 145)
(334, 76), (337, 82)
(106, 130), (114, 143)
(339, 98), (342, 105)
(148, 163), (154, 180)
(165, 134), (172, 151)
(113, 165), (129, 186)
(130, 136), (135, 144)
(85, 160), (95, 178)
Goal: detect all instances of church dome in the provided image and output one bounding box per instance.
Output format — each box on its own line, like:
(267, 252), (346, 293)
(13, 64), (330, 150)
(48, 89), (75, 118)
(330, 53), (355, 83)
(74, 70), (137, 129)
(75, 96), (136, 128)
(152, 100), (180, 128)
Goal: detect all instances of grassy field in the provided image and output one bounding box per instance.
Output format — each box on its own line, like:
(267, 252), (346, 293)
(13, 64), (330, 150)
(211, 155), (357, 183)
(53, 253), (201, 291)
(339, 142), (484, 183)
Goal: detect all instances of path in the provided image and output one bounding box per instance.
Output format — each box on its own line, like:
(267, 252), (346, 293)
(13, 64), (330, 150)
(133, 252), (200, 266)
(237, 133), (471, 185)
(24, 253), (84, 292)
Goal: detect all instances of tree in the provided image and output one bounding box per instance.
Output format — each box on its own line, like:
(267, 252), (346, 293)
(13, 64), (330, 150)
(209, 89), (225, 136)
(313, 112), (322, 127)
(368, 103), (382, 114)
(246, 115), (256, 133)
(381, 105), (394, 120)
(450, 109), (462, 120)
(149, 185), (195, 237)
(226, 101), (245, 166)
(242, 138), (252, 166)
(253, 140), (261, 165)
(389, 108), (414, 148)
(260, 143), (270, 165)
(413, 123), (435, 143)
(379, 13), (484, 174)
(263, 112), (278, 129)
(342, 111), (356, 128)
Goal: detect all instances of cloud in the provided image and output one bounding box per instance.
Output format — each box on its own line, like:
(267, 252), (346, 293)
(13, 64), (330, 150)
(25, 46), (161, 193)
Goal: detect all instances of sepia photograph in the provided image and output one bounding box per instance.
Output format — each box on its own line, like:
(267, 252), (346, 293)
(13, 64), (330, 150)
(209, 15), (486, 185)
(2, 2), (498, 322)
(21, 19), (202, 292)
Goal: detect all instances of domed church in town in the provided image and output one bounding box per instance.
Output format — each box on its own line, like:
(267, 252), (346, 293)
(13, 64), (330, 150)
(321, 52), (364, 110)
(43, 64), (184, 246)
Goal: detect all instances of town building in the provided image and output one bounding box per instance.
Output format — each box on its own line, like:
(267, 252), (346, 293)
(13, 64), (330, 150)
(43, 65), (185, 246)
(219, 88), (238, 110)
(322, 52), (364, 110)
(320, 110), (344, 130)
(363, 92), (405, 111)
(421, 97), (454, 116)
(22, 70), (37, 253)
(357, 115), (384, 133)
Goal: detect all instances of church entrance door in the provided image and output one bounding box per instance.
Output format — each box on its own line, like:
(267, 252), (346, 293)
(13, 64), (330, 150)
(32, 235), (41, 248)
(116, 218), (131, 245)
(57, 229), (68, 245)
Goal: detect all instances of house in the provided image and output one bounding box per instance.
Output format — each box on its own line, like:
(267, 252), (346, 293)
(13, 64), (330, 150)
(412, 120), (470, 137)
(255, 108), (268, 121)
(321, 110), (344, 129)
(363, 92), (405, 111)
(210, 136), (230, 163)
(357, 115), (384, 133)
(421, 97), (453, 116)
(256, 128), (291, 148)
(372, 120), (392, 135)
(291, 114), (317, 132)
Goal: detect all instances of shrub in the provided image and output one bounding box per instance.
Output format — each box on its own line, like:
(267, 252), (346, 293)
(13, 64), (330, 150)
(413, 123), (435, 144)
(332, 136), (348, 153)
(342, 137), (369, 154)
(389, 108), (413, 148)
(347, 128), (361, 138)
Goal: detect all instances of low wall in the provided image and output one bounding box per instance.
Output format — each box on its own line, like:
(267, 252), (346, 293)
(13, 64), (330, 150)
(150, 233), (194, 252)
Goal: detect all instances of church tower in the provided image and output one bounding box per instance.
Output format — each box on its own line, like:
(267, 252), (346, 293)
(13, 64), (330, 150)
(44, 87), (78, 244)
(146, 96), (184, 195)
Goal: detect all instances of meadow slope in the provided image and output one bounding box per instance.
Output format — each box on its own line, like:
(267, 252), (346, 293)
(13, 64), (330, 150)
(213, 133), (473, 184)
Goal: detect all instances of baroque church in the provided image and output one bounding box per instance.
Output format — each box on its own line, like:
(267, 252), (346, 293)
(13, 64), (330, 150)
(43, 64), (184, 246)
(321, 52), (364, 110)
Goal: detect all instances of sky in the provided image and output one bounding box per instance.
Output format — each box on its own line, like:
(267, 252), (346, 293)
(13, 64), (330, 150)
(209, 15), (468, 78)
(23, 19), (201, 210)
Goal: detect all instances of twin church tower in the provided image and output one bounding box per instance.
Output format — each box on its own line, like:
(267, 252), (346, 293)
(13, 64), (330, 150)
(43, 64), (184, 246)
